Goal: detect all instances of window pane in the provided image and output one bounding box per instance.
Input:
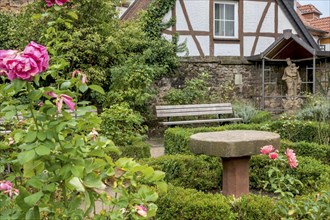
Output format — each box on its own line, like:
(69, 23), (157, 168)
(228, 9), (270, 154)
(220, 4), (224, 19)
(225, 21), (234, 36)
(215, 20), (220, 35)
(225, 4), (234, 20)
(220, 21), (225, 36)
(215, 4), (219, 19)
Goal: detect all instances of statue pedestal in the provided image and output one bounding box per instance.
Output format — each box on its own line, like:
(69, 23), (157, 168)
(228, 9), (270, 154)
(282, 97), (303, 112)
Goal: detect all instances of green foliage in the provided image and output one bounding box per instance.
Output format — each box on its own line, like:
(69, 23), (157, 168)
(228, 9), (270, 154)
(232, 101), (259, 123)
(297, 95), (330, 122)
(163, 73), (211, 105)
(280, 140), (330, 165)
(140, 154), (221, 191)
(250, 156), (330, 194)
(156, 186), (236, 220)
(0, 12), (19, 49)
(275, 191), (330, 219)
(100, 103), (147, 146)
(140, 0), (176, 39)
(112, 141), (151, 160)
(250, 110), (272, 123)
(230, 194), (279, 220)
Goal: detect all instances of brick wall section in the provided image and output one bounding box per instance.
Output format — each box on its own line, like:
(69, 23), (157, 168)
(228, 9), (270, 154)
(0, 0), (34, 12)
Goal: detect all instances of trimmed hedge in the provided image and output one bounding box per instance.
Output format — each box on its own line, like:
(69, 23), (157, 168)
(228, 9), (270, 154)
(156, 186), (236, 220)
(280, 140), (330, 165)
(164, 121), (330, 155)
(250, 156), (330, 194)
(111, 141), (151, 160)
(140, 154), (221, 191)
(142, 154), (330, 194)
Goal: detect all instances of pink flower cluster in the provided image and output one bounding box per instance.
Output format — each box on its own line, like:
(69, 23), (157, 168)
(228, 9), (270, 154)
(0, 180), (19, 199)
(285, 149), (298, 168)
(135, 205), (147, 217)
(0, 42), (49, 81)
(45, 0), (70, 7)
(260, 145), (278, 160)
(260, 145), (298, 168)
(45, 92), (76, 113)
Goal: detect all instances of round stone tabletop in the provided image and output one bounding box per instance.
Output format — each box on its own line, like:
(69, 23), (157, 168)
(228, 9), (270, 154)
(190, 130), (280, 158)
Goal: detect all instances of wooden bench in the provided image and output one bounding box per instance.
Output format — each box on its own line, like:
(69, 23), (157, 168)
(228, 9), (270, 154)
(156, 103), (242, 126)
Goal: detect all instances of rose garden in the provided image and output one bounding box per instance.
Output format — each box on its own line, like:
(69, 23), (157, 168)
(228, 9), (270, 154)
(0, 0), (329, 219)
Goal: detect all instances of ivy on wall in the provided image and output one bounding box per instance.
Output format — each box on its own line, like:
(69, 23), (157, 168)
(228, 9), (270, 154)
(140, 0), (176, 39)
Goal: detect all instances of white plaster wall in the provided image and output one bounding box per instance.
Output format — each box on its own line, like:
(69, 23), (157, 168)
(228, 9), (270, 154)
(260, 3), (275, 33)
(244, 36), (256, 56)
(176, 0), (188, 30)
(178, 36), (200, 56)
(255, 37), (275, 54)
(163, 34), (173, 42)
(214, 44), (240, 56)
(243, 1), (267, 33)
(185, 0), (209, 31)
(197, 36), (210, 56)
(325, 44), (330, 52)
(278, 7), (297, 34)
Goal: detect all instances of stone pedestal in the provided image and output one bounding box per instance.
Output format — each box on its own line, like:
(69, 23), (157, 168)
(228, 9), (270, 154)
(222, 156), (250, 196)
(190, 130), (280, 197)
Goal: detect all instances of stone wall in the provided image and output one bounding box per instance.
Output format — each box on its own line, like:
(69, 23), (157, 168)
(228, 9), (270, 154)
(155, 57), (260, 105)
(0, 0), (34, 12)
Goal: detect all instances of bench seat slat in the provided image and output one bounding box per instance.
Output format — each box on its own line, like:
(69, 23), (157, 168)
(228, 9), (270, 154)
(156, 103), (232, 110)
(157, 109), (233, 117)
(160, 118), (243, 126)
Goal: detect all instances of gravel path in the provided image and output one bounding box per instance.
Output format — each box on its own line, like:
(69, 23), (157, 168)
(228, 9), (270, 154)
(146, 138), (165, 158)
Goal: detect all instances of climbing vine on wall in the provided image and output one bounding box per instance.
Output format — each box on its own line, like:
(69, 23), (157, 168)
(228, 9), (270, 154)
(140, 0), (176, 39)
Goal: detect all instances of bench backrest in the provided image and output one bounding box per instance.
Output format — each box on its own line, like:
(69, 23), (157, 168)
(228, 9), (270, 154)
(156, 103), (234, 118)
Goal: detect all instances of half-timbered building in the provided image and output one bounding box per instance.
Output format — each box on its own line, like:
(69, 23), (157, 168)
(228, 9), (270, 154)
(123, 0), (330, 111)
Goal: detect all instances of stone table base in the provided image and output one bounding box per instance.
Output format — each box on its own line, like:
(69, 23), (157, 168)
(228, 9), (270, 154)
(222, 156), (250, 197)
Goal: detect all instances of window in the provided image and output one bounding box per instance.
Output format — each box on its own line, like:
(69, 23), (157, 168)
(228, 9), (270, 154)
(214, 1), (238, 38)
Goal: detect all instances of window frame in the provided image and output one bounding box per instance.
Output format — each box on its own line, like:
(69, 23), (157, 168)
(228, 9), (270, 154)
(214, 1), (239, 39)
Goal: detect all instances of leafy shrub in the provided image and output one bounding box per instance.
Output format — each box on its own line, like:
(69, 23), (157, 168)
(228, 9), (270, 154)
(140, 154), (221, 191)
(100, 103), (147, 146)
(112, 141), (151, 160)
(297, 95), (330, 122)
(250, 155), (330, 194)
(163, 73), (211, 105)
(275, 191), (330, 219)
(280, 140), (330, 165)
(250, 111), (272, 123)
(230, 194), (279, 220)
(232, 101), (258, 123)
(156, 186), (236, 220)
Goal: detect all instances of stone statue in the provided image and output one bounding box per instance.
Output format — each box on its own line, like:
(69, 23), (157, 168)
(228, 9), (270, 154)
(282, 58), (301, 98)
(282, 58), (303, 111)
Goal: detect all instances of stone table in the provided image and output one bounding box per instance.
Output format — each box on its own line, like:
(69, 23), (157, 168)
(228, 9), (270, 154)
(190, 130), (280, 197)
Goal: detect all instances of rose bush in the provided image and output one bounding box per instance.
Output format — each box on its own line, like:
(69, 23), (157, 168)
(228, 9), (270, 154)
(0, 1), (166, 219)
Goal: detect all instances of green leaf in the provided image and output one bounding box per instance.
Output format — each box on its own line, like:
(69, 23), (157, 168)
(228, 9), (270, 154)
(35, 145), (50, 156)
(37, 131), (47, 141)
(69, 177), (85, 192)
(14, 131), (25, 142)
(27, 178), (44, 189)
(71, 165), (85, 178)
(79, 84), (89, 93)
(13, 79), (26, 92)
(24, 131), (37, 143)
(23, 160), (44, 178)
(88, 85), (105, 95)
(24, 191), (44, 207)
(18, 150), (36, 164)
(25, 206), (40, 220)
(32, 14), (42, 20)
(54, 5), (61, 11)
(60, 81), (71, 90)
(83, 173), (106, 189)
(67, 11), (78, 20)
(28, 90), (43, 101)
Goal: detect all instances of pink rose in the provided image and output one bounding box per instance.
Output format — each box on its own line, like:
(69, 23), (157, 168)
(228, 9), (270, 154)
(0, 50), (18, 72)
(260, 145), (274, 155)
(4, 53), (40, 81)
(0, 180), (12, 191)
(23, 41), (49, 73)
(285, 148), (298, 168)
(45, 0), (70, 7)
(268, 151), (278, 160)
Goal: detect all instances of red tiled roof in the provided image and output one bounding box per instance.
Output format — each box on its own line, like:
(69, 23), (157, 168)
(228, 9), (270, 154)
(296, 2), (330, 37)
(297, 3), (322, 15)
